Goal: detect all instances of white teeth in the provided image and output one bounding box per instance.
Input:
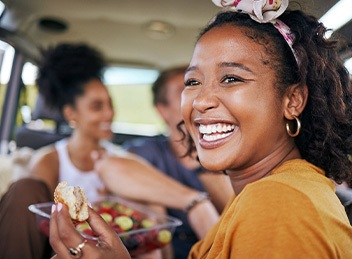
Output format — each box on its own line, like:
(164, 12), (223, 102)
(99, 123), (111, 130)
(199, 123), (235, 134)
(199, 123), (235, 142)
(203, 132), (232, 141)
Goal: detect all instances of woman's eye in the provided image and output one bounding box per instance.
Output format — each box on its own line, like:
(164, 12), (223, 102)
(91, 102), (103, 111)
(184, 79), (200, 87)
(221, 75), (244, 84)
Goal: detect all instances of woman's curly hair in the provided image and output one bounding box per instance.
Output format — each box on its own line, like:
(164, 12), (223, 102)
(36, 43), (106, 112)
(180, 10), (352, 185)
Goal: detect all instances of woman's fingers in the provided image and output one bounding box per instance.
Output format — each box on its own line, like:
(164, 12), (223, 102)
(50, 202), (130, 258)
(50, 203), (71, 257)
(85, 206), (114, 239)
(50, 203), (96, 258)
(86, 207), (130, 255)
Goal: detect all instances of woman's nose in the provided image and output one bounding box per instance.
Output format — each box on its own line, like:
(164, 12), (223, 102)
(192, 84), (219, 113)
(105, 106), (115, 120)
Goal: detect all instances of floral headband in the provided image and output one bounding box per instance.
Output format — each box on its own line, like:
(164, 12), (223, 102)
(212, 0), (299, 64)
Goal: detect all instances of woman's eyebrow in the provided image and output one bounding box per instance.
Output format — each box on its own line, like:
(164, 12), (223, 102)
(219, 62), (254, 73)
(185, 62), (254, 74)
(185, 66), (197, 73)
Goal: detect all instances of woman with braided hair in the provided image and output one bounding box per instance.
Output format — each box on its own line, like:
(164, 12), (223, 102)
(50, 0), (352, 258)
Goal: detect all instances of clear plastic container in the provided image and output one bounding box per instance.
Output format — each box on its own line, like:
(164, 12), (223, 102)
(28, 196), (182, 256)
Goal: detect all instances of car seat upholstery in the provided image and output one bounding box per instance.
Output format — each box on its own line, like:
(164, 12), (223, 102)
(15, 94), (71, 150)
(336, 185), (352, 225)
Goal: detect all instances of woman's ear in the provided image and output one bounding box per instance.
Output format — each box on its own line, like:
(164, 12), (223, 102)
(156, 103), (169, 123)
(62, 104), (75, 122)
(283, 84), (308, 119)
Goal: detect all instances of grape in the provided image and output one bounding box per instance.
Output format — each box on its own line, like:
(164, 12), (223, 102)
(114, 215), (134, 231)
(157, 229), (172, 244)
(100, 212), (113, 222)
(141, 219), (155, 228)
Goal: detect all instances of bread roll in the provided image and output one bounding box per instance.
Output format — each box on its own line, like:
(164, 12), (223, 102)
(54, 181), (89, 221)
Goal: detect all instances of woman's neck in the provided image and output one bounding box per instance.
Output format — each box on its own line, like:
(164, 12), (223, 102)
(66, 132), (101, 171)
(68, 131), (100, 150)
(227, 144), (300, 195)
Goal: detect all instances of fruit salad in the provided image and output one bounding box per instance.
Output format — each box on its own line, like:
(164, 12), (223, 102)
(75, 199), (177, 256)
(29, 198), (182, 256)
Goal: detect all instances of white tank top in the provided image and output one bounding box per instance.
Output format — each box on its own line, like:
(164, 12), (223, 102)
(55, 138), (126, 201)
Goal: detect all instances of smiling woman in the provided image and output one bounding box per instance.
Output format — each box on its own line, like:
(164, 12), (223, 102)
(180, 3), (352, 257)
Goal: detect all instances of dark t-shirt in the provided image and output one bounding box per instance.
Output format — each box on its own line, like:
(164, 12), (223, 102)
(122, 135), (205, 259)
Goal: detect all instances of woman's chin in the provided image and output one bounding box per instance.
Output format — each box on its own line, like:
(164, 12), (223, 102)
(99, 132), (113, 140)
(199, 160), (228, 172)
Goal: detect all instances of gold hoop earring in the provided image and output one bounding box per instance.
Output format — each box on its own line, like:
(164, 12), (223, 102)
(286, 114), (301, 137)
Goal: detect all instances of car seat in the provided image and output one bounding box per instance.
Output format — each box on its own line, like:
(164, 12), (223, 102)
(336, 185), (352, 225)
(15, 94), (72, 149)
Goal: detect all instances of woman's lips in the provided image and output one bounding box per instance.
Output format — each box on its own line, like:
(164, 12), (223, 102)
(98, 122), (112, 131)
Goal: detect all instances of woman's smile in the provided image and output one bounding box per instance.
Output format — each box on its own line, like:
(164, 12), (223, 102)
(198, 122), (237, 147)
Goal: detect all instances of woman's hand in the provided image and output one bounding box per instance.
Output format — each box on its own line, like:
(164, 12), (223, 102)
(50, 202), (131, 259)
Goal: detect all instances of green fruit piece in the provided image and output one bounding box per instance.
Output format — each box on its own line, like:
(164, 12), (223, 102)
(116, 204), (134, 215)
(76, 222), (91, 232)
(100, 201), (113, 208)
(124, 208), (134, 215)
(114, 216), (133, 231)
(100, 212), (113, 222)
(141, 219), (155, 228)
(157, 229), (172, 244)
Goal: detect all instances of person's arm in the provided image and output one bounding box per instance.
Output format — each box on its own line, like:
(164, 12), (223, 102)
(28, 145), (59, 194)
(96, 154), (219, 239)
(198, 172), (233, 213)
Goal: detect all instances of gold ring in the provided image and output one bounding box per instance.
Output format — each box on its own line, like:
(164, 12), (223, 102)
(69, 240), (87, 258)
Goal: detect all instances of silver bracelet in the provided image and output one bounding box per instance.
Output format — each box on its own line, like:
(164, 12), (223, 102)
(184, 192), (209, 214)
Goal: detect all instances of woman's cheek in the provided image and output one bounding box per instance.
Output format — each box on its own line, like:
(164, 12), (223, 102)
(181, 94), (193, 125)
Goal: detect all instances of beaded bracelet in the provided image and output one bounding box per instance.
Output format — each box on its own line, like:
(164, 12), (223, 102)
(184, 192), (209, 214)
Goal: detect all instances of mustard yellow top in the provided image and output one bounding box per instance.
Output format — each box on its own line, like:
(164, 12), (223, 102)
(189, 159), (352, 258)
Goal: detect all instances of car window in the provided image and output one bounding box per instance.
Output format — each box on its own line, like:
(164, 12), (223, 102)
(21, 62), (38, 124)
(104, 66), (166, 136)
(0, 41), (14, 120)
(14, 64), (167, 144)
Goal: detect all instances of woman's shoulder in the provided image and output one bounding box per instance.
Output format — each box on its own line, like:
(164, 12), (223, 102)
(27, 144), (59, 193)
(29, 144), (59, 171)
(233, 161), (343, 224)
(239, 160), (334, 206)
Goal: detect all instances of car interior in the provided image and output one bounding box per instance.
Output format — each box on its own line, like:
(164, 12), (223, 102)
(0, 0), (351, 216)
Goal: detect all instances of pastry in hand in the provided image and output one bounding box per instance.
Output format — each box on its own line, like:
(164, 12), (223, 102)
(54, 181), (89, 221)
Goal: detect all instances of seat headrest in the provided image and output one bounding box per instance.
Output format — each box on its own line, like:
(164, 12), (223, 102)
(31, 94), (65, 122)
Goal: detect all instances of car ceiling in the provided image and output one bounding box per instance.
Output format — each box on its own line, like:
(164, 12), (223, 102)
(0, 0), (351, 69)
